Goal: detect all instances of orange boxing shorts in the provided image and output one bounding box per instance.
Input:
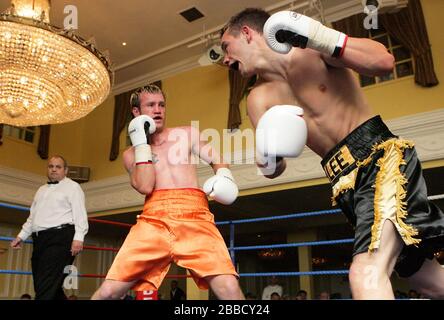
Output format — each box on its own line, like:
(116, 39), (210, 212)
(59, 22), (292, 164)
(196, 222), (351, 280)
(106, 188), (238, 291)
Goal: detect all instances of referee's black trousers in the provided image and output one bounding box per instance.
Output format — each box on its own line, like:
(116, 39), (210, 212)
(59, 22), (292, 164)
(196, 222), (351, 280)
(31, 225), (76, 300)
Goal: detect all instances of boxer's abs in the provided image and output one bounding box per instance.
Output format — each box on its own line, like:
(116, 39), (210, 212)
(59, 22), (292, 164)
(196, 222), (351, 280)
(151, 144), (200, 190)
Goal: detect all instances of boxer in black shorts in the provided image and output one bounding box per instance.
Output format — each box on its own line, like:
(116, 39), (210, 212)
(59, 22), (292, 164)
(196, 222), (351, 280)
(322, 115), (444, 297)
(221, 7), (444, 299)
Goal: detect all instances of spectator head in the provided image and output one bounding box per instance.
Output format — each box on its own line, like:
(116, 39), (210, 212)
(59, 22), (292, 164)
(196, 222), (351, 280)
(330, 292), (343, 300)
(319, 291), (330, 300)
(270, 292), (281, 300)
(408, 290), (419, 299)
(296, 290), (307, 300)
(245, 292), (257, 300)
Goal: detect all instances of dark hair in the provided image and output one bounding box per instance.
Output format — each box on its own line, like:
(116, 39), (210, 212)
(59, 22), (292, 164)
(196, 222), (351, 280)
(130, 84), (166, 109)
(245, 292), (257, 299)
(330, 292), (342, 299)
(50, 155), (68, 168)
(221, 8), (270, 37)
(20, 293), (32, 299)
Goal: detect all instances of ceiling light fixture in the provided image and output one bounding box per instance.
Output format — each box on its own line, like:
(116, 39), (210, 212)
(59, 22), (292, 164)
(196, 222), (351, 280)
(0, 0), (112, 126)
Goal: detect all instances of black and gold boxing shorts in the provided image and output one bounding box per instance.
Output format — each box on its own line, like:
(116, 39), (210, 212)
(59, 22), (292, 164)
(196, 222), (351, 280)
(321, 115), (444, 277)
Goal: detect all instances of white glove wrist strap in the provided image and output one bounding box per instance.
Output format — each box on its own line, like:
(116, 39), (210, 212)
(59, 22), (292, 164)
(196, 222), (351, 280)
(309, 23), (347, 57)
(135, 144), (153, 164)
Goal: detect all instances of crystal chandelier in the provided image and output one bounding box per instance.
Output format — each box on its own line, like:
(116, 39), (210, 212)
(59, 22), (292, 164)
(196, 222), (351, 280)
(0, 0), (112, 126)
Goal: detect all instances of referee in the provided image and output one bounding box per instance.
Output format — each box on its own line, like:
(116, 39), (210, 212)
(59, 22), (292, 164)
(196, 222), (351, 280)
(11, 155), (89, 300)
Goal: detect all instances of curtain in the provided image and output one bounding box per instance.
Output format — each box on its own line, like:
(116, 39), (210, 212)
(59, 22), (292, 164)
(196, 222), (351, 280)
(37, 125), (51, 159)
(332, 0), (438, 87)
(380, 0), (438, 87)
(227, 69), (254, 131)
(109, 90), (133, 161)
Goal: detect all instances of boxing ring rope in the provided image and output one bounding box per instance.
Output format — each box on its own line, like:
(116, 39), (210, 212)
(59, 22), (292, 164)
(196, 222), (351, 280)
(0, 269), (192, 279)
(88, 218), (133, 228)
(215, 208), (342, 226)
(0, 236), (120, 252)
(1, 192), (443, 282)
(233, 239), (354, 251)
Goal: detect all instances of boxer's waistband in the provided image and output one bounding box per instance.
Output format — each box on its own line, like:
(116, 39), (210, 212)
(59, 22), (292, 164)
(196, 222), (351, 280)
(321, 115), (395, 184)
(141, 188), (210, 219)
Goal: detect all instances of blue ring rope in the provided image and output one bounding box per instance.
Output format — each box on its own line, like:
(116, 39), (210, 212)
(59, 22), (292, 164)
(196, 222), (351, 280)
(0, 269), (349, 277)
(216, 209), (342, 225)
(0, 203), (30, 211)
(0, 236), (32, 244)
(233, 238), (354, 251)
(0, 201), (341, 225)
(240, 270), (349, 277)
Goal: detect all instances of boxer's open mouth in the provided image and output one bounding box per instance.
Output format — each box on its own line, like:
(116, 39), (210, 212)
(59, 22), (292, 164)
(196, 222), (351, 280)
(230, 61), (239, 71)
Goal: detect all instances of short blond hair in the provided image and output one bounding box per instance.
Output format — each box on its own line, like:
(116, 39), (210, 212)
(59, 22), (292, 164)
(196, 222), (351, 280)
(130, 84), (165, 109)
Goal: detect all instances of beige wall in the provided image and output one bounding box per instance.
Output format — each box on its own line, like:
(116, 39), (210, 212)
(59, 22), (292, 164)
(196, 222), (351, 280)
(163, 65), (230, 131)
(0, 116), (88, 176)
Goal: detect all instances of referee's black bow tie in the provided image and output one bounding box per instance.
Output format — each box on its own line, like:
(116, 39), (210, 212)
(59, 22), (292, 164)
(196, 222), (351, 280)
(47, 181), (59, 184)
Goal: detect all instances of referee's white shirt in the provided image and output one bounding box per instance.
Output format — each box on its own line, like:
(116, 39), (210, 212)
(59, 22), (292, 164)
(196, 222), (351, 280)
(18, 177), (88, 242)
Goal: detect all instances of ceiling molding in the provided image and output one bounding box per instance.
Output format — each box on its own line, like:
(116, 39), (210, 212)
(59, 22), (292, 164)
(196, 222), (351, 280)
(1, 108), (443, 213)
(323, 0), (364, 23)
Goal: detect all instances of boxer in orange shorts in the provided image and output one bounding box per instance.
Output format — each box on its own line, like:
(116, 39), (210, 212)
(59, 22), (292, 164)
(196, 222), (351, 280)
(92, 84), (244, 300)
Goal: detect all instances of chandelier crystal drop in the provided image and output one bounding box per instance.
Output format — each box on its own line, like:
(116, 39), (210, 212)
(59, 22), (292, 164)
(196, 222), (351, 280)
(0, 0), (112, 126)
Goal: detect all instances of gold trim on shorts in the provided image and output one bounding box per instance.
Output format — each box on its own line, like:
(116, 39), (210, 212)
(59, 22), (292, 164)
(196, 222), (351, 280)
(331, 167), (359, 206)
(369, 139), (420, 251)
(327, 138), (421, 252)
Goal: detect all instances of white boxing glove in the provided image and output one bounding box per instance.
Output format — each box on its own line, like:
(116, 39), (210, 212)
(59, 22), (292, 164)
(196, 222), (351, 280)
(203, 168), (239, 205)
(256, 105), (307, 157)
(263, 11), (348, 57)
(128, 115), (156, 164)
(256, 105), (307, 176)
